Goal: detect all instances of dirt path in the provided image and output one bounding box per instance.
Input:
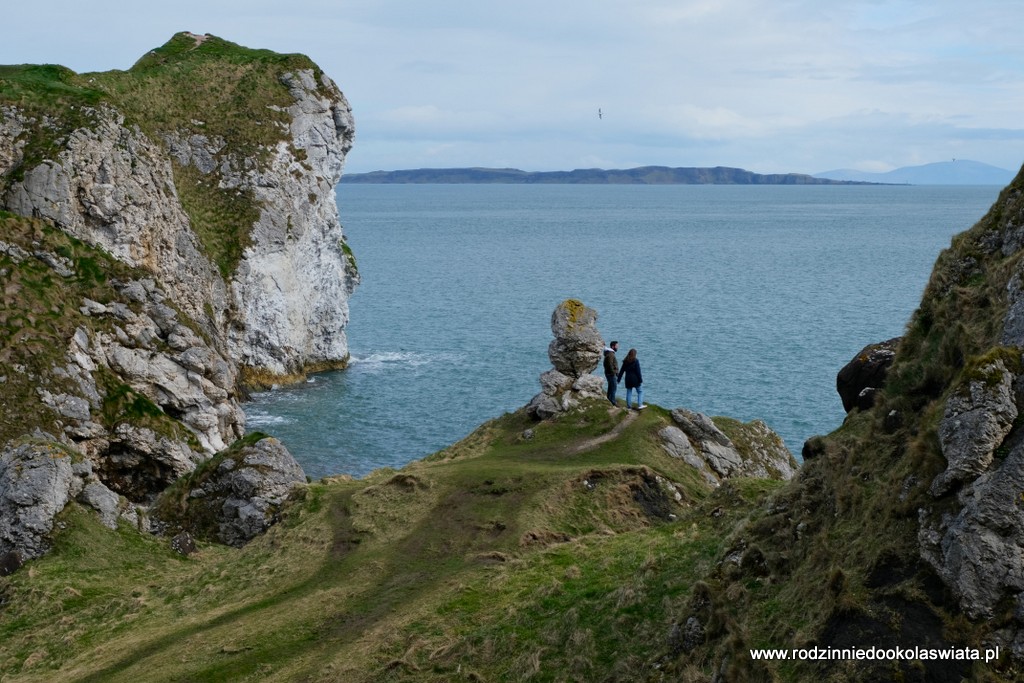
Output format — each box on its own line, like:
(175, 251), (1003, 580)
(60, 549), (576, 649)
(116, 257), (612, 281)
(566, 408), (639, 455)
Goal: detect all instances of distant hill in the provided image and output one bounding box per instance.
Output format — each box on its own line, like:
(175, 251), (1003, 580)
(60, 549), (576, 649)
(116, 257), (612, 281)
(340, 165), (874, 185)
(815, 160), (1015, 185)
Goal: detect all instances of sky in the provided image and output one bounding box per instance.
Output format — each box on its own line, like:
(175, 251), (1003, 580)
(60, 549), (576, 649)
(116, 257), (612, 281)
(5, 1), (1024, 175)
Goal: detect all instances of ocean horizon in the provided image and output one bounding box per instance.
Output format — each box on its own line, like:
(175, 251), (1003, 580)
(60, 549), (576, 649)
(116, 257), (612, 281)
(247, 183), (1004, 479)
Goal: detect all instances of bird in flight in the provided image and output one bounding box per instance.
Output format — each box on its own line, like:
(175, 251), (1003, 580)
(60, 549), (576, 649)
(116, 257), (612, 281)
(598, 108), (603, 120)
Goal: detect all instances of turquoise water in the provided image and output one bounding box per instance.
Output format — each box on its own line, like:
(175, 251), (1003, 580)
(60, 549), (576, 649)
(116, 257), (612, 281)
(246, 184), (1003, 479)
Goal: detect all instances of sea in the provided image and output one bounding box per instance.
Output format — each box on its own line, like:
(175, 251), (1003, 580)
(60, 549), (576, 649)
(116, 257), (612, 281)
(245, 183), (1004, 480)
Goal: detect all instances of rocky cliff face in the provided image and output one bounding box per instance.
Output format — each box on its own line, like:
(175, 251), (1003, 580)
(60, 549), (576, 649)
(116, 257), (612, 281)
(164, 68), (358, 381)
(1, 104), (230, 342)
(0, 34), (354, 562)
(0, 33), (358, 384)
(676, 169), (1024, 681)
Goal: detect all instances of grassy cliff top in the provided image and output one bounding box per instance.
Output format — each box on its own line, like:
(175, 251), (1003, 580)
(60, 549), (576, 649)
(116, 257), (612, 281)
(1, 32), (323, 161)
(1, 33), (335, 279)
(0, 401), (787, 682)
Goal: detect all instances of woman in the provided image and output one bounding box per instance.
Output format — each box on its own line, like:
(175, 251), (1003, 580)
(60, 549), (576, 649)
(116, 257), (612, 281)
(617, 348), (646, 410)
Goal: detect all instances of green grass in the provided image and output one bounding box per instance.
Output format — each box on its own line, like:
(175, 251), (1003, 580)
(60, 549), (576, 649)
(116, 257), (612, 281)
(1, 32), (328, 279)
(171, 162), (259, 278)
(0, 215), (129, 443)
(0, 213), (207, 447)
(0, 400), (787, 682)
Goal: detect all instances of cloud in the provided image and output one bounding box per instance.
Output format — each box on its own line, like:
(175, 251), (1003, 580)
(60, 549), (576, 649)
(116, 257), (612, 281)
(3, 0), (1024, 173)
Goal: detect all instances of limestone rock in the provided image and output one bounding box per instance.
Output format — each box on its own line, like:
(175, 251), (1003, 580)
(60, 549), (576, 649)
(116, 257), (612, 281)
(526, 393), (562, 421)
(0, 441), (75, 560)
(930, 359), (1017, 497)
(538, 369), (573, 395)
(661, 408), (797, 485)
(571, 374), (606, 400)
(730, 419), (799, 480)
(920, 435), (1024, 622)
(670, 408), (733, 449)
(1, 62), (358, 386)
(0, 106), (28, 174)
(78, 482), (122, 530)
(836, 338), (900, 412)
(0, 40), (361, 566)
(547, 299), (604, 379)
(2, 107), (229, 341)
(659, 426), (716, 486)
(1003, 263), (1024, 346)
(156, 436), (306, 547)
(528, 300), (609, 419)
(222, 69), (359, 379)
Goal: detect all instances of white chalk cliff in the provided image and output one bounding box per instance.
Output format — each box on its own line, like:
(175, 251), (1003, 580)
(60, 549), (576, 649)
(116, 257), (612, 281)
(1, 71), (357, 384)
(0, 33), (356, 560)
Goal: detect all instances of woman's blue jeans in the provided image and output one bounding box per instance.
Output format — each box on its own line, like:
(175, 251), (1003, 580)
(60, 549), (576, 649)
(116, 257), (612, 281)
(625, 386), (643, 408)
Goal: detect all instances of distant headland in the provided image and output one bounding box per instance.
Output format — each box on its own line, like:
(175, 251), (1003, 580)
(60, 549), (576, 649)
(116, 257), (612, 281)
(339, 165), (880, 185)
(342, 160), (1017, 185)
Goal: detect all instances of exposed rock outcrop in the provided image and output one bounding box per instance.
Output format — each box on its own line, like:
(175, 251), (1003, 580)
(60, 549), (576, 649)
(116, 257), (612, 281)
(836, 338), (899, 412)
(73, 277), (244, 456)
(0, 436), (141, 566)
(919, 353), (1024, 652)
(169, 69), (359, 379)
(528, 299), (606, 419)
(0, 33), (358, 385)
(0, 34), (350, 562)
(659, 408), (797, 485)
(900, 177), (1024, 664)
(547, 299), (604, 378)
(0, 441), (75, 562)
(154, 435), (306, 547)
(929, 357), (1018, 497)
(4, 106), (229, 341)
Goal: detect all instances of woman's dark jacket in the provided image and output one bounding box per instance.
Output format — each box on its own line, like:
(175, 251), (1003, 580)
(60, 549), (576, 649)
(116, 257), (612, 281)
(618, 359), (642, 388)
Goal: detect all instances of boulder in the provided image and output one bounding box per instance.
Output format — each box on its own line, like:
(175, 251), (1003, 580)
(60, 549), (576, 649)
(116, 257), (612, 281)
(78, 481), (122, 530)
(670, 408), (733, 448)
(836, 338), (900, 412)
(920, 436), (1024, 623)
(526, 393), (562, 421)
(0, 550), (23, 576)
(538, 369), (573, 395)
(170, 531), (197, 556)
(658, 426), (716, 486)
(155, 436), (306, 547)
(0, 441), (75, 560)
(547, 299), (604, 379)
(930, 358), (1017, 497)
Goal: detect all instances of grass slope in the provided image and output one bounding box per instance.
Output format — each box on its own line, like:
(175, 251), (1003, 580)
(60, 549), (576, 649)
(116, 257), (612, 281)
(0, 402), (785, 682)
(682, 173), (1024, 682)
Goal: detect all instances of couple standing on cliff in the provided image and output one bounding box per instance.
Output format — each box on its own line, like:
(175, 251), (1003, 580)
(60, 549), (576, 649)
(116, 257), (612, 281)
(603, 341), (646, 410)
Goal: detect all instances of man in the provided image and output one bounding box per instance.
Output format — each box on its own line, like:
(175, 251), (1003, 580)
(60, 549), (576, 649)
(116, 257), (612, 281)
(603, 341), (620, 406)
